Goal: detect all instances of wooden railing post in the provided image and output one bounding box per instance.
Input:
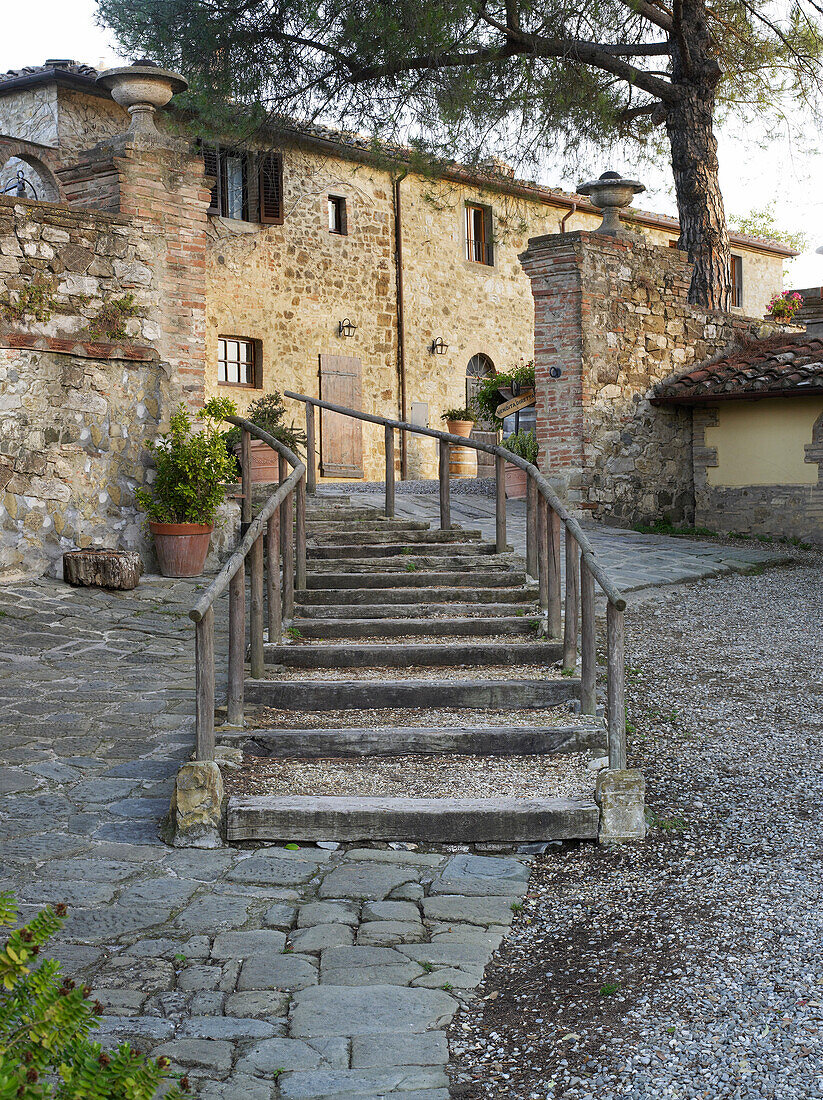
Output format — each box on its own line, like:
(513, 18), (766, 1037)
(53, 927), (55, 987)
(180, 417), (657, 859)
(267, 511), (281, 642)
(295, 474), (307, 590)
(195, 606), (215, 761)
(538, 493), (549, 615)
(563, 527), (580, 671)
(305, 401), (316, 494)
(580, 556), (596, 715)
(526, 477), (538, 580)
(240, 427), (252, 534)
(495, 454), (506, 553)
(548, 507), (562, 638)
(438, 439), (450, 530)
(227, 566), (245, 726)
(279, 455), (295, 622)
(385, 426), (395, 518)
(607, 602), (627, 770)
(249, 533), (265, 678)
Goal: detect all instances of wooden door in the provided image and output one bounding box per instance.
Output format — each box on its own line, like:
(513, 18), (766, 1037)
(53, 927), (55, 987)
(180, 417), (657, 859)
(319, 354), (364, 477)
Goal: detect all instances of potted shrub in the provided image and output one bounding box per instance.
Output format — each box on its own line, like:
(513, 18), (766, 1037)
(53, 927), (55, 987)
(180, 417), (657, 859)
(474, 360), (536, 427)
(441, 406), (476, 438)
(224, 392), (306, 483)
(501, 428), (538, 499)
(136, 397), (238, 577)
(766, 291), (803, 323)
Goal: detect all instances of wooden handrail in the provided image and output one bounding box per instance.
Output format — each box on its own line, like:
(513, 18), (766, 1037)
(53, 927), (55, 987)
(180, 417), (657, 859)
(189, 415), (306, 761)
(284, 390), (625, 610)
(285, 387), (628, 772)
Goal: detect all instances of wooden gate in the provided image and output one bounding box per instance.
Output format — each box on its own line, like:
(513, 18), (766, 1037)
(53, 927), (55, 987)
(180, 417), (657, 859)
(319, 354), (364, 477)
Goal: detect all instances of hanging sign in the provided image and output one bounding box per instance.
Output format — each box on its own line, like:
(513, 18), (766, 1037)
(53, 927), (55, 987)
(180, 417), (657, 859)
(495, 391), (535, 419)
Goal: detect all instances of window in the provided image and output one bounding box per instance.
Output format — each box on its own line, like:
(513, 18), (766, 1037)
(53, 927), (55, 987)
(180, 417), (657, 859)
(465, 203), (493, 265)
(731, 254), (743, 308)
(328, 195), (347, 235)
(218, 337), (259, 387)
(466, 352), (495, 412)
(203, 146), (284, 224)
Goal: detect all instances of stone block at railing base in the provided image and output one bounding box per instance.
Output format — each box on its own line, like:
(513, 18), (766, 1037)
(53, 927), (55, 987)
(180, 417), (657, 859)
(596, 768), (646, 843)
(170, 761), (224, 848)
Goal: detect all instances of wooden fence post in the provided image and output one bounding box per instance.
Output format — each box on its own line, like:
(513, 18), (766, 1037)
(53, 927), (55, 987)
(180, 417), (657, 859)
(195, 606), (215, 761)
(538, 493), (549, 615)
(580, 556), (596, 715)
(227, 566), (245, 726)
(438, 439), (450, 530)
(385, 426), (395, 518)
(295, 475), (307, 590)
(526, 477), (538, 581)
(267, 511), (281, 642)
(495, 454), (506, 553)
(241, 428), (252, 533)
(249, 533), (265, 679)
(282, 489), (295, 622)
(305, 402), (316, 494)
(607, 602), (627, 770)
(548, 507), (562, 638)
(563, 527), (580, 671)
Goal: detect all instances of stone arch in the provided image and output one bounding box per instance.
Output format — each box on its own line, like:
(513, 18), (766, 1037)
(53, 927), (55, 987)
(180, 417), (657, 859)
(0, 139), (65, 203)
(465, 352), (495, 410)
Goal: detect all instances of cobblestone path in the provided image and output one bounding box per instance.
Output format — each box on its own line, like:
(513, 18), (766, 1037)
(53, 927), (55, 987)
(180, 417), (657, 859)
(0, 577), (529, 1099)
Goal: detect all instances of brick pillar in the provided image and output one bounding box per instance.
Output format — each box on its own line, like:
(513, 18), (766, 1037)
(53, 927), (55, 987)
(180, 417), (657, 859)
(114, 132), (209, 411)
(518, 233), (586, 503)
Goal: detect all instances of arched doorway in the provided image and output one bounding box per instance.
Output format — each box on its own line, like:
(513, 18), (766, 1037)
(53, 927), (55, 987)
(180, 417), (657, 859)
(0, 155), (60, 203)
(466, 353), (496, 477)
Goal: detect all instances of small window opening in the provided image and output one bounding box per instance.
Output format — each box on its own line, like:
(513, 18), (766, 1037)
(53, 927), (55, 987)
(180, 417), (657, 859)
(466, 203), (493, 265)
(218, 336), (259, 387)
(328, 195), (347, 235)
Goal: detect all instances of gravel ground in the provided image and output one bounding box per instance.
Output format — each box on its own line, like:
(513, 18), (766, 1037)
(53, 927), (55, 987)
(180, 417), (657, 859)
(247, 704), (589, 730)
(447, 553), (823, 1100)
(267, 662), (564, 682)
(225, 751), (596, 799)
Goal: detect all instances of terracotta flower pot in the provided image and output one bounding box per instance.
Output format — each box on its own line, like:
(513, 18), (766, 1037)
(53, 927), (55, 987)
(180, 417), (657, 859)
(446, 420), (474, 438)
(504, 465), (528, 499)
(150, 521), (213, 578)
(234, 438), (280, 483)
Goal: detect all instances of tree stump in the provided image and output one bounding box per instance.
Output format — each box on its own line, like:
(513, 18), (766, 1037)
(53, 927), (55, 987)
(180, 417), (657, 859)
(63, 549), (143, 591)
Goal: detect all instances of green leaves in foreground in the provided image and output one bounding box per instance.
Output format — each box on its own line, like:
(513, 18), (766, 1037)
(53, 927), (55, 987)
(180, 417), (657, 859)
(0, 891), (189, 1099)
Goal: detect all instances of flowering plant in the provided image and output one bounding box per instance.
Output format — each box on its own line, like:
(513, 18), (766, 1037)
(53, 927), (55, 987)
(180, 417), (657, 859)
(767, 291), (803, 321)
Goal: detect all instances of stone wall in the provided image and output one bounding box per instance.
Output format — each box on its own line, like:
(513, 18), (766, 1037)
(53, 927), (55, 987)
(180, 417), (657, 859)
(693, 404), (823, 545)
(520, 230), (794, 526)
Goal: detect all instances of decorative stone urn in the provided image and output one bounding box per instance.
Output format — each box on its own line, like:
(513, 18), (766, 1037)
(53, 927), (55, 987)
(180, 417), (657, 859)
(96, 60), (188, 133)
(577, 171), (645, 236)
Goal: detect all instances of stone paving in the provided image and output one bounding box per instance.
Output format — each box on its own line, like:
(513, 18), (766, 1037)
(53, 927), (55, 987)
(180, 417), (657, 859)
(0, 513), (789, 1099)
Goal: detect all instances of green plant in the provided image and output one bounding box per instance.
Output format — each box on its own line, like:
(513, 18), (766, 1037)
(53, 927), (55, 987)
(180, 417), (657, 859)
(441, 407), (476, 423)
(286, 627), (302, 640)
(501, 429), (538, 465)
(645, 809), (687, 832)
(0, 891), (189, 1098)
(473, 361), (535, 421)
(173, 953), (188, 966)
(510, 901), (523, 913)
(224, 391), (306, 460)
(2, 276), (56, 324)
(441, 982), (453, 992)
(666, 1026), (676, 1036)
(420, 962), (434, 973)
(405, 561), (417, 572)
(87, 293), (140, 341)
(135, 398), (238, 525)
(599, 981), (620, 997)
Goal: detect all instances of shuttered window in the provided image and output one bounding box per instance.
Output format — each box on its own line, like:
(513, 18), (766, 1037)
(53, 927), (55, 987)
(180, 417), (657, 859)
(259, 152), (284, 224)
(202, 145), (284, 225)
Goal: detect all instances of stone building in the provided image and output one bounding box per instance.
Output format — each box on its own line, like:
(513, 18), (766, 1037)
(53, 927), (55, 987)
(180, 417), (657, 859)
(0, 59), (803, 577)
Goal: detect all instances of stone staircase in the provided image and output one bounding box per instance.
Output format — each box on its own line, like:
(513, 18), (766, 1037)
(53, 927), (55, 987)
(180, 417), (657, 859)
(222, 492), (604, 845)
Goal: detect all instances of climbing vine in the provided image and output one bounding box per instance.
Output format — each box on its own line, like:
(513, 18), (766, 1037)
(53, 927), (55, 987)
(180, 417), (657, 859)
(87, 293), (140, 341)
(1, 277), (56, 324)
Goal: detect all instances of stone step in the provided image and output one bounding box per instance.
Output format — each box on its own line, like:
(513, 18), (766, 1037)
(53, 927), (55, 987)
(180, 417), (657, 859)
(306, 519), (430, 534)
(288, 616), (544, 639)
(306, 555), (515, 572)
(308, 528), (482, 546)
(265, 640), (560, 667)
(243, 676), (579, 710)
(306, 542), (505, 560)
(296, 586), (536, 606)
(226, 794), (599, 843)
(230, 725), (601, 757)
(292, 601), (538, 619)
(306, 571), (527, 590)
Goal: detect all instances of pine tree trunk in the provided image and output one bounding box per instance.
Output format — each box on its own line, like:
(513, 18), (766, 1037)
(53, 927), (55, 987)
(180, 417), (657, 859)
(666, 0), (731, 311)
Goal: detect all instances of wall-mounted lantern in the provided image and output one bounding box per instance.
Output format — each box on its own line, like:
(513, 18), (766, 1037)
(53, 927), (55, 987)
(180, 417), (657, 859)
(338, 318), (357, 338)
(430, 337), (448, 355)
(549, 366), (562, 379)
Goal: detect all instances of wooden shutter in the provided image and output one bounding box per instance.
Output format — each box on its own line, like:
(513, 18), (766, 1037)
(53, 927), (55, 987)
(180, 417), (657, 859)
(259, 152), (284, 224)
(202, 145), (221, 214)
(319, 354), (363, 478)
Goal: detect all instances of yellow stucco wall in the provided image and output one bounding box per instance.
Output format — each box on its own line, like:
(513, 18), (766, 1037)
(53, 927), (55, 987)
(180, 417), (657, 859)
(705, 398), (823, 486)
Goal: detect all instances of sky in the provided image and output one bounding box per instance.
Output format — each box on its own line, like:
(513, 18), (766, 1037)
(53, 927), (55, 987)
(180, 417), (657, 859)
(4, 0), (823, 292)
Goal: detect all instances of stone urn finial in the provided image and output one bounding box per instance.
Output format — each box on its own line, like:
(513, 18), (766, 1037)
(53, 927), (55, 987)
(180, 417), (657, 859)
(96, 62), (188, 133)
(577, 170), (645, 236)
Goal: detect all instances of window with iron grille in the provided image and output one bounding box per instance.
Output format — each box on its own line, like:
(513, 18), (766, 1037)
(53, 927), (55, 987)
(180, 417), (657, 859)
(203, 146), (283, 224)
(465, 203), (494, 265)
(328, 195), (347, 234)
(218, 337), (260, 387)
(466, 352), (495, 411)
